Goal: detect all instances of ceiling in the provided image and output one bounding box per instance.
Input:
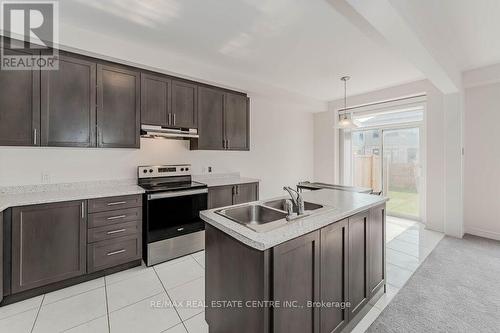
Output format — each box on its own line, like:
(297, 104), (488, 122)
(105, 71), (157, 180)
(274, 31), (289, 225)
(59, 0), (424, 102)
(405, 0), (500, 72)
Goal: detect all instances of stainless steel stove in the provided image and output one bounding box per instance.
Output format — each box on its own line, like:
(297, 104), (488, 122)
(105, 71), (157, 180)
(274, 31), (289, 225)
(138, 164), (208, 266)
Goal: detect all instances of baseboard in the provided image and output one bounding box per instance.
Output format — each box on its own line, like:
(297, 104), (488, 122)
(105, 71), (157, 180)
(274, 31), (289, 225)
(465, 227), (500, 241)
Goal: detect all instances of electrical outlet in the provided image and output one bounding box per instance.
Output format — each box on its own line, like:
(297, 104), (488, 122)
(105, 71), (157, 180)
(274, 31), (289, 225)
(208, 166), (213, 173)
(41, 173), (51, 184)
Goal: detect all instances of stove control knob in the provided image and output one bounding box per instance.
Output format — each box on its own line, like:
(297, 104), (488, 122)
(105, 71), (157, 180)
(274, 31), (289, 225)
(180, 168), (185, 171)
(185, 168), (189, 171)
(149, 169), (153, 173)
(143, 169), (148, 173)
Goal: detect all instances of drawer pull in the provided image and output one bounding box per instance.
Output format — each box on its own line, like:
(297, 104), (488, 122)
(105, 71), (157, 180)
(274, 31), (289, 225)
(107, 215), (126, 220)
(107, 201), (127, 206)
(177, 227), (184, 232)
(106, 229), (126, 235)
(107, 249), (126, 256)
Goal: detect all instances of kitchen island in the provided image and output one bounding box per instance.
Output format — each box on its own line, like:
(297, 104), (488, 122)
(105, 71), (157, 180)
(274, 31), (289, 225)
(200, 189), (388, 333)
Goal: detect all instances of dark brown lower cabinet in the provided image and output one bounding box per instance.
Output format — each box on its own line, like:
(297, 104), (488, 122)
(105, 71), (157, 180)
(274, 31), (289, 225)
(11, 201), (87, 293)
(234, 183), (259, 204)
(368, 206), (385, 296)
(320, 220), (348, 333)
(205, 204), (385, 333)
(348, 211), (369, 319)
(0, 211), (3, 303)
(273, 231), (320, 333)
(207, 182), (259, 209)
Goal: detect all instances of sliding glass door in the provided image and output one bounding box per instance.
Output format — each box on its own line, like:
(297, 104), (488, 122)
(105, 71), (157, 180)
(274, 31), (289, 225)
(382, 127), (421, 219)
(342, 102), (425, 220)
(349, 126), (421, 220)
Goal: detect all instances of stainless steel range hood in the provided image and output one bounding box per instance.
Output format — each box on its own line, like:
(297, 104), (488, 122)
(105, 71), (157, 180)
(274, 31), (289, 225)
(140, 125), (199, 140)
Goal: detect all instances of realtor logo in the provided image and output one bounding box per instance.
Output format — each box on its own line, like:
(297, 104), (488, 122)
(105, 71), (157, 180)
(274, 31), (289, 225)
(1, 0), (59, 70)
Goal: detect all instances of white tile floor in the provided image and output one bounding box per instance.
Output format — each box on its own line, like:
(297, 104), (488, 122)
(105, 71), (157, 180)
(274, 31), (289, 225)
(0, 217), (443, 333)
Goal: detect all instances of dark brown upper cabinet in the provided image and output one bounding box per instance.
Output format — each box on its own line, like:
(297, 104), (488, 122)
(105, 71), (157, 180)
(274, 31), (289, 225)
(192, 87), (249, 151)
(171, 80), (197, 128)
(194, 86), (225, 150)
(11, 201), (87, 293)
(140, 73), (171, 127)
(41, 53), (96, 147)
(224, 92), (249, 150)
(97, 64), (140, 148)
(0, 48), (40, 146)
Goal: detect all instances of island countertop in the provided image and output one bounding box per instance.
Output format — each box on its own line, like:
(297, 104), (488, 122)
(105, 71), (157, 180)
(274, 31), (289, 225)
(200, 188), (388, 250)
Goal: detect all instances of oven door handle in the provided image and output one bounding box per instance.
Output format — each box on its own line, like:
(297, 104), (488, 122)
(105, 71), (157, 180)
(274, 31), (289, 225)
(147, 188), (208, 200)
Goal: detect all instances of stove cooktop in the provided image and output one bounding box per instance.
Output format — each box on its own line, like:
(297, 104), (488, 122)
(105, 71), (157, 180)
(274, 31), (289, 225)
(139, 180), (207, 193)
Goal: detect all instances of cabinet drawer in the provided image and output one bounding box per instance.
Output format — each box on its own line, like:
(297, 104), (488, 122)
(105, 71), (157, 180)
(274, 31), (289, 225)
(87, 235), (141, 273)
(88, 195), (142, 213)
(88, 221), (141, 243)
(88, 207), (142, 228)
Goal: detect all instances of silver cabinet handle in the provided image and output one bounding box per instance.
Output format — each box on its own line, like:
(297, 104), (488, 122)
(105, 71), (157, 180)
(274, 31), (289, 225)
(107, 249), (126, 256)
(177, 227), (184, 232)
(107, 229), (126, 235)
(227, 139), (230, 149)
(33, 128), (37, 145)
(107, 201), (126, 206)
(81, 202), (85, 218)
(106, 215), (126, 220)
(168, 113), (172, 125)
(173, 113), (176, 125)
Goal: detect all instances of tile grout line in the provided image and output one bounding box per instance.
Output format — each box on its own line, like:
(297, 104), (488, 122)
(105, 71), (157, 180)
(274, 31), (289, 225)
(29, 294), (44, 333)
(108, 291), (164, 314)
(104, 276), (111, 333)
(42, 284), (105, 307)
(152, 266), (190, 333)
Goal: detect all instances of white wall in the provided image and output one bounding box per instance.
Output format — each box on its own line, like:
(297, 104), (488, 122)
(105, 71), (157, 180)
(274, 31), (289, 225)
(314, 80), (448, 233)
(0, 93), (315, 201)
(463, 68), (500, 240)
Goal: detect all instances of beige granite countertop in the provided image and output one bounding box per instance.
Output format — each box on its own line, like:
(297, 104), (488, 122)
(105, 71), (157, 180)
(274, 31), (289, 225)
(200, 189), (388, 250)
(0, 179), (144, 212)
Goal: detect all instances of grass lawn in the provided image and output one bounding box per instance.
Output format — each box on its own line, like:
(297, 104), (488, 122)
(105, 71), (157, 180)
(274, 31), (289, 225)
(387, 190), (419, 218)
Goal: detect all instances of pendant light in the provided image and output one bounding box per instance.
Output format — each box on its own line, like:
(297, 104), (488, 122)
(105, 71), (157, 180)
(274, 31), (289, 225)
(337, 76), (358, 129)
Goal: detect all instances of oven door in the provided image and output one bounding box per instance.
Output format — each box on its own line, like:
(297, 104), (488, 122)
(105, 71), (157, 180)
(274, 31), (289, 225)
(146, 188), (208, 243)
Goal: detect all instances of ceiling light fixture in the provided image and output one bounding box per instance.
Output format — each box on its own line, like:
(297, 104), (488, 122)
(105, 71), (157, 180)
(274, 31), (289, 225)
(337, 76), (358, 129)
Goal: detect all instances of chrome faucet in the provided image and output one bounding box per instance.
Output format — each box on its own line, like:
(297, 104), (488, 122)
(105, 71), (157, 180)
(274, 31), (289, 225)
(283, 186), (305, 216)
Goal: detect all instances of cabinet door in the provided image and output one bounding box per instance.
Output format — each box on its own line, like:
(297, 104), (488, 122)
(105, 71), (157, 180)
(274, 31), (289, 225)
(196, 86), (224, 150)
(0, 212), (3, 302)
(41, 53), (96, 147)
(224, 92), (249, 150)
(0, 49), (40, 146)
(141, 73), (170, 127)
(171, 80), (197, 128)
(273, 231), (320, 333)
(234, 183), (258, 204)
(368, 205), (385, 296)
(97, 64), (140, 148)
(207, 186), (234, 209)
(320, 220), (348, 333)
(348, 211), (369, 319)
(11, 201), (86, 293)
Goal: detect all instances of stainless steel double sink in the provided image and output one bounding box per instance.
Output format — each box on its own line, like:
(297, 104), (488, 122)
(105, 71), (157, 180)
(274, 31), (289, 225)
(215, 199), (325, 232)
